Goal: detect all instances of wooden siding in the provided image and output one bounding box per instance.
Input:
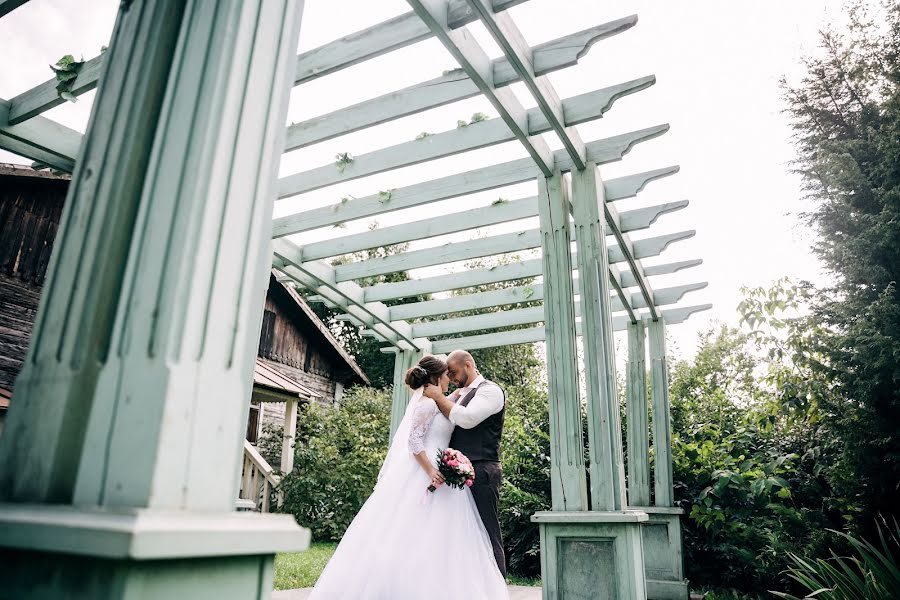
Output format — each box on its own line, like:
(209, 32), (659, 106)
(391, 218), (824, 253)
(0, 174), (66, 285)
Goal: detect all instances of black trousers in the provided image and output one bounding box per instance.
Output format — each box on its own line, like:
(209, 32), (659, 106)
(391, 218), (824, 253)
(471, 460), (506, 577)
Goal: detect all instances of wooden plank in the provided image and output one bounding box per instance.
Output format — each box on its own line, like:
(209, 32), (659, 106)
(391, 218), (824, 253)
(466, 1), (599, 169)
(334, 229), (542, 281)
(387, 280), (705, 322)
(280, 398), (298, 473)
(299, 196), (536, 261)
(279, 120), (667, 199)
(618, 200), (689, 232)
(288, 21), (643, 152)
(412, 305), (543, 337)
(625, 321), (650, 506)
(572, 164), (626, 510)
(364, 256), (544, 302)
(7, 55), (106, 125)
(5, 1), (529, 125)
(0, 0), (28, 19)
(273, 156), (536, 235)
(273, 239), (424, 350)
(281, 82), (646, 197)
(649, 317), (674, 507)
(407, 0), (554, 176)
(605, 166), (679, 201)
(363, 256), (702, 303)
(607, 230), (695, 264)
(294, 0), (528, 85)
(536, 171), (588, 510)
(0, 99), (82, 171)
(427, 304), (712, 352)
(335, 227), (692, 284)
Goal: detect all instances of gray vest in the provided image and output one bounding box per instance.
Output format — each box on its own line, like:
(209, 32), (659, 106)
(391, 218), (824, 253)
(448, 379), (505, 462)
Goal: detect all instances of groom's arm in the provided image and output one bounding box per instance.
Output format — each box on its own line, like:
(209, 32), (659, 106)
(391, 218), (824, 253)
(431, 388), (459, 420)
(449, 385), (504, 429)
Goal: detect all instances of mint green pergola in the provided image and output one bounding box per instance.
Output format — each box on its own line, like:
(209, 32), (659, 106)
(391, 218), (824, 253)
(0, 1), (708, 598)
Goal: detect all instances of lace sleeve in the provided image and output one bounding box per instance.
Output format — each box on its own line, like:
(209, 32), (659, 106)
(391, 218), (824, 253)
(407, 398), (438, 455)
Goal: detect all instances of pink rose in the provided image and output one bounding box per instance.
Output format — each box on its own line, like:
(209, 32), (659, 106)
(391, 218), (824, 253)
(465, 479), (473, 487)
(448, 459), (459, 468)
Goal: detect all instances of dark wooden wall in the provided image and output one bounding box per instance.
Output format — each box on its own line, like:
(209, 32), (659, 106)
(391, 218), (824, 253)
(258, 281), (346, 386)
(0, 171), (68, 391)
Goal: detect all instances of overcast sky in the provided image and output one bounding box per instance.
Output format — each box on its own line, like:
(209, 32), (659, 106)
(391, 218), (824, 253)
(0, 0), (847, 360)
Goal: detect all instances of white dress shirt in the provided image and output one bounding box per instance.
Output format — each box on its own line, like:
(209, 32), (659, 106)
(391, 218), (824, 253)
(448, 374), (505, 429)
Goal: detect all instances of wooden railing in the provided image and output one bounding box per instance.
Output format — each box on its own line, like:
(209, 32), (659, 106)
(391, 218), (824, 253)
(239, 440), (282, 512)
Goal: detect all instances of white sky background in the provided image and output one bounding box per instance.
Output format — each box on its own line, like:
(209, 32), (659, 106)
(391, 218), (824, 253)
(0, 0), (845, 360)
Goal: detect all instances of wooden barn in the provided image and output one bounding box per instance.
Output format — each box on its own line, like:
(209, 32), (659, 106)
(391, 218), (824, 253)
(0, 163), (368, 478)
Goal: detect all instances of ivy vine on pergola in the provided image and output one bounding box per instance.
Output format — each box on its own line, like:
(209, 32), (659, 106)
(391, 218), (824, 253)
(0, 1), (709, 598)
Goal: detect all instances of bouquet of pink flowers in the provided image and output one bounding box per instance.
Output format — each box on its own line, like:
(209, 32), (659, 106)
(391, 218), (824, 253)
(427, 448), (475, 492)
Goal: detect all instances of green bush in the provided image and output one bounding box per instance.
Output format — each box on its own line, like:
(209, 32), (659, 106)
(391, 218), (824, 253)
(275, 386), (392, 541)
(500, 385), (551, 578)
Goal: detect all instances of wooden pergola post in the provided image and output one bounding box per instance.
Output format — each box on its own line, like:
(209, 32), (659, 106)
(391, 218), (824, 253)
(388, 341), (432, 442)
(536, 171), (588, 512)
(637, 315), (690, 599)
(532, 165), (647, 600)
(626, 320), (651, 506)
(0, 1), (309, 598)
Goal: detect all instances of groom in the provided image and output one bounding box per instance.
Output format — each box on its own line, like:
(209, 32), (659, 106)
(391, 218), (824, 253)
(432, 349), (506, 577)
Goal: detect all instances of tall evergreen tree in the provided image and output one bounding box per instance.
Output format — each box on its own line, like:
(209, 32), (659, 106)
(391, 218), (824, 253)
(781, 0), (900, 527)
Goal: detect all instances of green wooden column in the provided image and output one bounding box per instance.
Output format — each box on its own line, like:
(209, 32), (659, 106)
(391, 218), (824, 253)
(626, 321), (651, 506)
(571, 163), (627, 512)
(649, 317), (674, 507)
(533, 164), (647, 600)
(643, 316), (689, 599)
(0, 1), (309, 598)
(537, 171), (588, 512)
(388, 343), (431, 442)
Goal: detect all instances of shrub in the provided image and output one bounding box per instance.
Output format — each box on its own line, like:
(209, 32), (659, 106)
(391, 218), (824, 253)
(276, 386), (392, 541)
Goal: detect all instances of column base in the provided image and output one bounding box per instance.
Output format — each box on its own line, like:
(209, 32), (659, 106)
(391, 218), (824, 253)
(635, 506), (690, 600)
(532, 510), (648, 600)
(0, 503), (309, 600)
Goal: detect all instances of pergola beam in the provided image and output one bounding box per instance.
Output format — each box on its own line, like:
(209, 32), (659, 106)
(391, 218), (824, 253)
(0, 99), (80, 172)
(273, 143), (663, 241)
(272, 239), (426, 350)
(407, 0), (555, 176)
(334, 227), (694, 282)
(386, 280), (706, 324)
(424, 304), (713, 353)
(0, 0), (28, 19)
(363, 256), (702, 303)
(296, 197), (683, 262)
(298, 196), (536, 261)
(465, 0), (594, 169)
(4, 0), (529, 126)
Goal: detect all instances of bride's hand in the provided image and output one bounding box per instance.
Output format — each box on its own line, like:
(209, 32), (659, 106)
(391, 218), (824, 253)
(428, 468), (445, 488)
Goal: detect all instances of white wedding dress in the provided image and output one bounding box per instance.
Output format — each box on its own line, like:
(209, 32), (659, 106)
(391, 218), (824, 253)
(308, 388), (509, 600)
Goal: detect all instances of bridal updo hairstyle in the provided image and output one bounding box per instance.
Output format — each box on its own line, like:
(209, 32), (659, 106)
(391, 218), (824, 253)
(405, 355), (447, 389)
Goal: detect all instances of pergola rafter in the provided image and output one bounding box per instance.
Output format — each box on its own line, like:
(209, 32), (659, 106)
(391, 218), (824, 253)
(0, 2), (709, 596)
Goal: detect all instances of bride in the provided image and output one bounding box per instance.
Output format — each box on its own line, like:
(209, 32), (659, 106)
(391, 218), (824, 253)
(308, 355), (509, 600)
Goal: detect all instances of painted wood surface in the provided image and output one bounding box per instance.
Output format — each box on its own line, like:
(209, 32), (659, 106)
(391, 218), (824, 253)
(572, 164), (627, 512)
(649, 317), (675, 507)
(537, 172), (588, 511)
(626, 321), (651, 506)
(0, 99), (81, 171)
(335, 226), (694, 283)
(0, 0), (28, 19)
(428, 304), (712, 353)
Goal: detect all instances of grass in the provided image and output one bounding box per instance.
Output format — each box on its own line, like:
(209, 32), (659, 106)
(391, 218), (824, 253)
(274, 543), (542, 590)
(274, 543), (338, 590)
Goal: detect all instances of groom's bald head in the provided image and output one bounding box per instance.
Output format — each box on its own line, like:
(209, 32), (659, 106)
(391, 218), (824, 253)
(447, 350), (477, 387)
